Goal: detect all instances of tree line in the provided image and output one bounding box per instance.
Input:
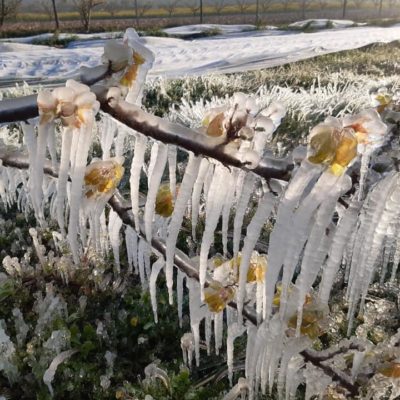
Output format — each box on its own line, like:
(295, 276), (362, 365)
(0, 0), (399, 33)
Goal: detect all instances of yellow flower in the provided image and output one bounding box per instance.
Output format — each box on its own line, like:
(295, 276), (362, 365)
(308, 121), (357, 176)
(204, 281), (235, 313)
(84, 159), (124, 200)
(287, 299), (328, 339)
(130, 316), (139, 327)
(120, 52), (145, 88)
(155, 184), (174, 217)
(378, 362), (400, 378)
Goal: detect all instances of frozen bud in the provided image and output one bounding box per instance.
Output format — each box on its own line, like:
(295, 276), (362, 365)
(37, 90), (57, 124)
(155, 183), (174, 217)
(246, 253), (267, 283)
(378, 362), (400, 378)
(238, 149), (260, 169)
(103, 39), (132, 72)
(206, 112), (226, 137)
(342, 108), (387, 154)
(52, 87), (75, 104)
(204, 281), (235, 313)
(308, 123), (340, 165)
(84, 158), (125, 200)
(370, 87), (392, 113)
(120, 52), (146, 87)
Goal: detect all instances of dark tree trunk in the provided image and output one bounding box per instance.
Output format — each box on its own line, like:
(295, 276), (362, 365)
(379, 0), (383, 16)
(51, 0), (60, 31)
(0, 0), (5, 27)
(255, 0), (259, 25)
(302, 0), (306, 19)
(343, 0), (348, 18)
(134, 0), (138, 26)
(200, 0), (203, 23)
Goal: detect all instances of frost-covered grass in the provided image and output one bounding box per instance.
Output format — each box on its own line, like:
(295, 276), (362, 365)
(143, 42), (400, 149)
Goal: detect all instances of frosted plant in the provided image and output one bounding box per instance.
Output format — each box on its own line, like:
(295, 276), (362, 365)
(83, 158), (125, 254)
(36, 80), (100, 262)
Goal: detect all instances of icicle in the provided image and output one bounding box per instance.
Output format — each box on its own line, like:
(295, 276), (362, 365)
(199, 165), (230, 298)
(318, 197), (362, 304)
(149, 257), (165, 323)
(33, 119), (54, 222)
(390, 236), (400, 282)
(114, 128), (126, 158)
(138, 238), (148, 290)
(191, 158), (210, 240)
(147, 142), (159, 182)
(346, 173), (399, 333)
(278, 170), (344, 321)
(285, 356), (304, 400)
(223, 378), (250, 400)
(227, 322), (246, 385)
(181, 332), (195, 369)
(222, 170), (238, 256)
(358, 153), (370, 201)
(108, 209), (123, 274)
(264, 161), (321, 320)
(125, 226), (138, 275)
(144, 143), (168, 243)
(130, 134), (147, 230)
(168, 145), (177, 198)
(214, 310), (224, 356)
(237, 192), (275, 322)
(43, 349), (78, 396)
(205, 313), (212, 355)
(165, 155), (201, 304)
(177, 269), (185, 327)
(188, 280), (207, 366)
(277, 337), (311, 400)
(233, 173), (256, 258)
(100, 115), (115, 160)
(304, 364), (332, 400)
(294, 174), (352, 333)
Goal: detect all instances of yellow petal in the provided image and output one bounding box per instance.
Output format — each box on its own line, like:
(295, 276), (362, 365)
(155, 184), (174, 217)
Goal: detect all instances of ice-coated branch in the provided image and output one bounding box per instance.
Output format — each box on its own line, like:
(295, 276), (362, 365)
(96, 87), (293, 181)
(0, 64), (110, 124)
(0, 89), (293, 182)
(0, 150), (361, 397)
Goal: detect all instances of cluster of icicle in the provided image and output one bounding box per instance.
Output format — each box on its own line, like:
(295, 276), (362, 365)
(14, 28), (153, 268)
(3, 27), (400, 399)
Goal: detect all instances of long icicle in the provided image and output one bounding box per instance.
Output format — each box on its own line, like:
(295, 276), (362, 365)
(237, 192), (275, 323)
(130, 134), (147, 231)
(165, 154), (201, 304)
(144, 143), (168, 242)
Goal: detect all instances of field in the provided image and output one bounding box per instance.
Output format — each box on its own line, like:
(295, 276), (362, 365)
(1, 18), (400, 400)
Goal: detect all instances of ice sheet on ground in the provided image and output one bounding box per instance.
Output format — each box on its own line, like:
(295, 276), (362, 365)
(289, 19), (361, 29)
(162, 24), (257, 36)
(2, 24), (400, 80)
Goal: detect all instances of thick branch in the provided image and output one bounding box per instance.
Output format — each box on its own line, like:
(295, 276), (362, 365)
(0, 64), (109, 123)
(0, 85), (293, 182)
(96, 88), (293, 181)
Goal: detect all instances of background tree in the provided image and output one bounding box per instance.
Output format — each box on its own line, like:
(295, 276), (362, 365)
(186, 0), (200, 17)
(161, 0), (181, 18)
(300, 0), (312, 19)
(0, 0), (21, 28)
(342, 0), (348, 17)
(137, 0), (152, 23)
(318, 0), (329, 10)
(236, 0), (252, 14)
(209, 0), (226, 19)
(72, 0), (105, 32)
(41, 0), (60, 31)
(259, 0), (274, 23)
